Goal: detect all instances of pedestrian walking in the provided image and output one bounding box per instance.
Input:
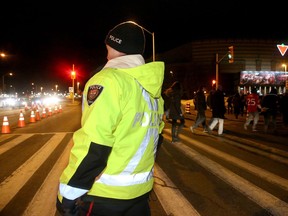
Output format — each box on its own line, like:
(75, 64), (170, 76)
(261, 87), (279, 133)
(190, 86), (209, 133)
(56, 21), (165, 216)
(165, 81), (185, 143)
(232, 92), (241, 119)
(227, 95), (233, 114)
(239, 90), (246, 116)
(244, 87), (261, 131)
(208, 85), (226, 135)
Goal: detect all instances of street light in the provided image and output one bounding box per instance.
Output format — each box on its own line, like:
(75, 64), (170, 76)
(55, 84), (58, 93)
(2, 72), (13, 94)
(282, 64), (287, 72)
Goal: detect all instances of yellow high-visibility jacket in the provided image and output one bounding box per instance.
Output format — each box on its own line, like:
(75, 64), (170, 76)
(59, 56), (165, 201)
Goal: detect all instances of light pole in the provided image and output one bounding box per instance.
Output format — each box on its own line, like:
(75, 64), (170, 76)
(71, 64), (76, 104)
(2, 72), (13, 94)
(215, 48), (233, 89)
(77, 82), (80, 94)
(55, 84), (58, 93)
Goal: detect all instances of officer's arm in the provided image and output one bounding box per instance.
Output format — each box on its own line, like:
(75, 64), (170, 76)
(68, 142), (112, 189)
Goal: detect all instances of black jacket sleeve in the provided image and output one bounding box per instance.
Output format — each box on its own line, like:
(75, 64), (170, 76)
(67, 143), (112, 190)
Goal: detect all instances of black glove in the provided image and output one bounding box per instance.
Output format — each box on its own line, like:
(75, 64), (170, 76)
(56, 196), (79, 216)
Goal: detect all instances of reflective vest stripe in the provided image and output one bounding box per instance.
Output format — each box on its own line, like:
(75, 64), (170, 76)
(96, 170), (153, 186)
(97, 86), (158, 187)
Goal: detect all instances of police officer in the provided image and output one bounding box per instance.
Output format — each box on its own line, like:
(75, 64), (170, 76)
(56, 21), (165, 216)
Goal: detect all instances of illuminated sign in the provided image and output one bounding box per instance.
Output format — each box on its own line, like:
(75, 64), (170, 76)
(277, 44), (288, 56)
(240, 71), (288, 86)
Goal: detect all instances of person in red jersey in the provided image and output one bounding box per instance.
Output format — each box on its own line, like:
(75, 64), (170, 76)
(244, 87), (261, 131)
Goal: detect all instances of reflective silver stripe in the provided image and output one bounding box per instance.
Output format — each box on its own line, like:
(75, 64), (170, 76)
(96, 170), (153, 186)
(97, 86), (159, 187)
(59, 183), (88, 200)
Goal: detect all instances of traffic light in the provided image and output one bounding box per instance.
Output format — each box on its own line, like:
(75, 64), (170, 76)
(228, 46), (234, 63)
(71, 71), (76, 79)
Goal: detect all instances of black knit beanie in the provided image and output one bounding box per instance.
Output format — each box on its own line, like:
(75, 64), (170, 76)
(105, 21), (146, 55)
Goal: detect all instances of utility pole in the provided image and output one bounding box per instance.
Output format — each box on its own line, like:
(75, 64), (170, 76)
(215, 46), (234, 89)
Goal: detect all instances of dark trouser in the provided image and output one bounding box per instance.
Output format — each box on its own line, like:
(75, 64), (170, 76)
(263, 112), (277, 132)
(78, 192), (151, 216)
(193, 110), (206, 128)
(171, 118), (185, 141)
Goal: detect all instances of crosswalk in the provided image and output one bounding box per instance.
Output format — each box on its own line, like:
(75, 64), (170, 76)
(0, 133), (72, 216)
(1, 129), (288, 216)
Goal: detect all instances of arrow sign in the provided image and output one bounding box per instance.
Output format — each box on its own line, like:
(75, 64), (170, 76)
(277, 44), (288, 56)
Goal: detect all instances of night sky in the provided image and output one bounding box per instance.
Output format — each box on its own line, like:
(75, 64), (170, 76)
(0, 1), (287, 93)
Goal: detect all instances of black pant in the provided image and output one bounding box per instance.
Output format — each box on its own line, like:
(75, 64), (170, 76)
(78, 192), (151, 216)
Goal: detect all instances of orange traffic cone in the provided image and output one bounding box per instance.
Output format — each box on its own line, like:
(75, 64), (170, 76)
(2, 116), (11, 134)
(18, 111), (26, 127)
(58, 105), (62, 113)
(42, 108), (47, 118)
(54, 106), (58, 114)
(35, 109), (41, 121)
(48, 107), (52, 116)
(30, 110), (36, 123)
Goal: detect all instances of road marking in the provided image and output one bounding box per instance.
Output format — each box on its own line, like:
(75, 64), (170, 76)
(23, 138), (73, 216)
(170, 139), (288, 215)
(0, 133), (66, 210)
(179, 133), (288, 191)
(0, 134), (34, 154)
(154, 163), (201, 216)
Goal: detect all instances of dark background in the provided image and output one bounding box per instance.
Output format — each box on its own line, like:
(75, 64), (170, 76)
(0, 1), (287, 93)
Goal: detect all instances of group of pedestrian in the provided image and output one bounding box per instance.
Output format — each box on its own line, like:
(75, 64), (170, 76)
(164, 80), (287, 141)
(190, 84), (226, 136)
(163, 82), (227, 141)
(240, 87), (288, 134)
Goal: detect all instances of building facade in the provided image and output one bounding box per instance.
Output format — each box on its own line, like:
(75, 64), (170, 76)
(157, 39), (288, 98)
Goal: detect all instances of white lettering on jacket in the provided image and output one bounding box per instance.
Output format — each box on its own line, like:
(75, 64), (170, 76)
(133, 112), (162, 127)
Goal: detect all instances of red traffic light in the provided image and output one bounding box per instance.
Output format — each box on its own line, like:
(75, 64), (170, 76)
(71, 71), (76, 79)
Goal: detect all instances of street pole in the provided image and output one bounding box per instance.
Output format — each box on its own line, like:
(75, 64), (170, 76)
(215, 53), (228, 90)
(2, 73), (13, 94)
(72, 78), (74, 104)
(72, 64), (75, 104)
(216, 53), (219, 90)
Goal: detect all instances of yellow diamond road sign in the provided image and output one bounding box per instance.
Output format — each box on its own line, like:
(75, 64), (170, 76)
(277, 44), (288, 56)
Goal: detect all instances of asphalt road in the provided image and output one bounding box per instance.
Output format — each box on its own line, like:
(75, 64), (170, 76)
(1, 99), (288, 216)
